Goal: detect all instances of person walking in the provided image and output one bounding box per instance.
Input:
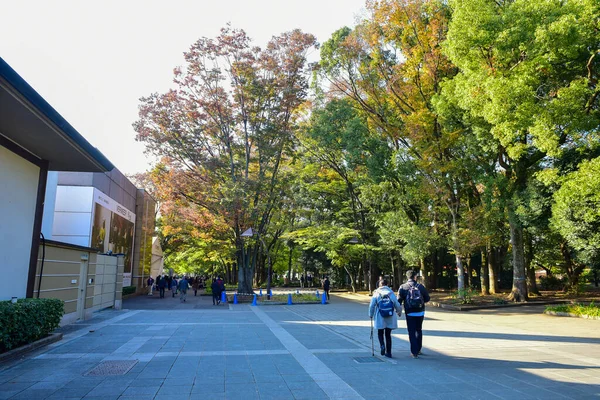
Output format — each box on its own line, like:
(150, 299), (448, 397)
(171, 277), (178, 297)
(192, 277), (199, 296)
(323, 276), (331, 301)
(398, 270), (430, 358)
(368, 279), (402, 358)
(211, 278), (222, 305)
(157, 275), (166, 299)
(147, 276), (154, 295)
(377, 275), (384, 288)
(178, 276), (189, 303)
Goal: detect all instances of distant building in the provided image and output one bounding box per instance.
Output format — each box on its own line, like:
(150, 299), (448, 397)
(42, 170), (156, 294)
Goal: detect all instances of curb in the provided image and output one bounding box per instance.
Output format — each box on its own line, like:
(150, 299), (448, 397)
(544, 311), (600, 320)
(0, 332), (63, 363)
(428, 300), (571, 311)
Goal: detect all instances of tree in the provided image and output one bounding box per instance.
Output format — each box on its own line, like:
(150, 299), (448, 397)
(134, 26), (317, 293)
(444, 0), (600, 301)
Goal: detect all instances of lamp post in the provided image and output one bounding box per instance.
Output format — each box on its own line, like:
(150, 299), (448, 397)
(241, 228), (273, 300)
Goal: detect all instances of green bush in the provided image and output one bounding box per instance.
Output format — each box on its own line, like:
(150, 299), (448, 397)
(122, 286), (136, 296)
(545, 302), (600, 318)
(0, 298), (64, 352)
(452, 287), (477, 304)
(539, 275), (567, 291)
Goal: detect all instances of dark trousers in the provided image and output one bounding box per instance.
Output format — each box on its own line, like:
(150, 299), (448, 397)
(159, 287), (165, 298)
(406, 315), (424, 356)
(325, 289), (330, 300)
(377, 328), (392, 355)
(213, 293), (220, 305)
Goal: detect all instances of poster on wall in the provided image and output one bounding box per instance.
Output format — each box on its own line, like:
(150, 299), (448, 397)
(90, 189), (136, 272)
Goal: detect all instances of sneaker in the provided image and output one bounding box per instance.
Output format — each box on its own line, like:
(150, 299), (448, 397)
(385, 353), (392, 358)
(380, 345), (385, 356)
(418, 351), (423, 355)
(411, 354), (419, 359)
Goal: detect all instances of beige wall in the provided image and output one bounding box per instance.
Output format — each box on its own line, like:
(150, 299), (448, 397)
(35, 242), (123, 325)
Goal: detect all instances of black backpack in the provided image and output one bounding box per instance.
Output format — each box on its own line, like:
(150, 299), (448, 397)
(377, 294), (395, 317)
(406, 283), (424, 310)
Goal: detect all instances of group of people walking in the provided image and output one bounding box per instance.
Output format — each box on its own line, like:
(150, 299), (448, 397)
(368, 270), (430, 359)
(147, 275), (205, 302)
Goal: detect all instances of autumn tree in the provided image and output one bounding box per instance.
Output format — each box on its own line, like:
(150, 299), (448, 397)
(134, 26), (317, 293)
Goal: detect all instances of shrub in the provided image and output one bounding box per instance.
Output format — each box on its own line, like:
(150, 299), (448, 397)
(452, 287), (477, 304)
(0, 298), (64, 352)
(122, 286), (136, 296)
(545, 302), (600, 318)
(539, 275), (567, 291)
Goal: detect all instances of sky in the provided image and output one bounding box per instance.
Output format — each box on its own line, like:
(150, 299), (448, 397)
(0, 0), (366, 175)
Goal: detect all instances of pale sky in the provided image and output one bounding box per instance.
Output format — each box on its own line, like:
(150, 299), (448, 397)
(0, 0), (365, 174)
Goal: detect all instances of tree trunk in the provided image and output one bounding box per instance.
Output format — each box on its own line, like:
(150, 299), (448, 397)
(287, 245), (294, 283)
(466, 255), (472, 288)
(344, 266), (356, 293)
(525, 232), (540, 295)
(487, 243), (497, 294)
(480, 249), (490, 295)
(237, 239), (254, 294)
(508, 213), (528, 302)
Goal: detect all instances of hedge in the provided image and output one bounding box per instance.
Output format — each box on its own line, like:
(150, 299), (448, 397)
(0, 298), (64, 352)
(122, 286), (136, 296)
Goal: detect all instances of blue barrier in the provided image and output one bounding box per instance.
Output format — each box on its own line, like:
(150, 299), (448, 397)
(221, 291), (226, 303)
(251, 294), (257, 306)
(288, 294), (293, 305)
(233, 293), (238, 304)
(322, 293), (327, 304)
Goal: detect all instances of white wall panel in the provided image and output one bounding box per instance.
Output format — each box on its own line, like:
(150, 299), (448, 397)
(0, 145), (39, 300)
(54, 186), (93, 212)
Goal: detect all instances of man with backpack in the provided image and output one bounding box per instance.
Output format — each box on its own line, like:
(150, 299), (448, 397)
(368, 279), (403, 358)
(398, 270), (430, 358)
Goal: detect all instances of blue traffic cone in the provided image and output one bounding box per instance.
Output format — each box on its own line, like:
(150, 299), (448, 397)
(316, 290), (320, 298)
(259, 288), (263, 297)
(221, 291), (226, 303)
(233, 293), (238, 304)
(251, 294), (257, 306)
(322, 293), (327, 304)
(287, 293), (293, 305)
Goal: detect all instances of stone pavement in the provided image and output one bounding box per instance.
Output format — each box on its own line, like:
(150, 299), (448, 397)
(1, 290), (599, 400)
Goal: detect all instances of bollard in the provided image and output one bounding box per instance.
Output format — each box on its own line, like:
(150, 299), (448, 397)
(251, 294), (257, 306)
(221, 291), (226, 303)
(259, 288), (263, 297)
(287, 293), (293, 305)
(321, 293), (327, 304)
(315, 290), (320, 298)
(233, 293), (238, 304)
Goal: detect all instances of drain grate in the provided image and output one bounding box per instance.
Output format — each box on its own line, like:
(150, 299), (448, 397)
(353, 357), (384, 364)
(84, 360), (138, 376)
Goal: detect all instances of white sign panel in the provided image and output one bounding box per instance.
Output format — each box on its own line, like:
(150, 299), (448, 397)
(122, 273), (132, 287)
(93, 189), (135, 223)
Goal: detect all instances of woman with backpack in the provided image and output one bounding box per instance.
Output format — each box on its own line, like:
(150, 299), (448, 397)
(368, 279), (402, 358)
(398, 270), (430, 358)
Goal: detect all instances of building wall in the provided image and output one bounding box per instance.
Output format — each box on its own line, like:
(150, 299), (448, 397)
(0, 144), (39, 300)
(52, 186), (94, 246)
(35, 241), (123, 325)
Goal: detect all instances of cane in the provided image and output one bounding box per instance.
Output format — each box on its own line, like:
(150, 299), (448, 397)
(370, 317), (374, 356)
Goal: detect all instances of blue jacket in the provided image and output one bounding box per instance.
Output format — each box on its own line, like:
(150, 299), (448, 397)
(398, 279), (430, 314)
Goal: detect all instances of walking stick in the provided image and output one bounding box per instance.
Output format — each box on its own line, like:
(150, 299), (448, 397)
(370, 317), (374, 356)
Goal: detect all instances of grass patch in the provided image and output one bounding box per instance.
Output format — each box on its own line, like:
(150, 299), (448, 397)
(545, 302), (600, 318)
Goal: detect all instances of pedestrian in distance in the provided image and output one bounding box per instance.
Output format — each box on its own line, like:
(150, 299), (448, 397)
(398, 270), (430, 359)
(157, 275), (166, 299)
(368, 279), (402, 358)
(323, 276), (331, 301)
(377, 275), (384, 288)
(211, 278), (222, 305)
(179, 276), (189, 302)
(192, 277), (199, 296)
(300, 275), (305, 288)
(171, 277), (178, 297)
(147, 276), (154, 295)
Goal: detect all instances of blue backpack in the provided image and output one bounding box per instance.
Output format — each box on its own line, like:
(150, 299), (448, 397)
(377, 293), (394, 317)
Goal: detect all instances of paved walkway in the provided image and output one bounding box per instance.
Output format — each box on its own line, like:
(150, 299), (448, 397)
(1, 291), (599, 399)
